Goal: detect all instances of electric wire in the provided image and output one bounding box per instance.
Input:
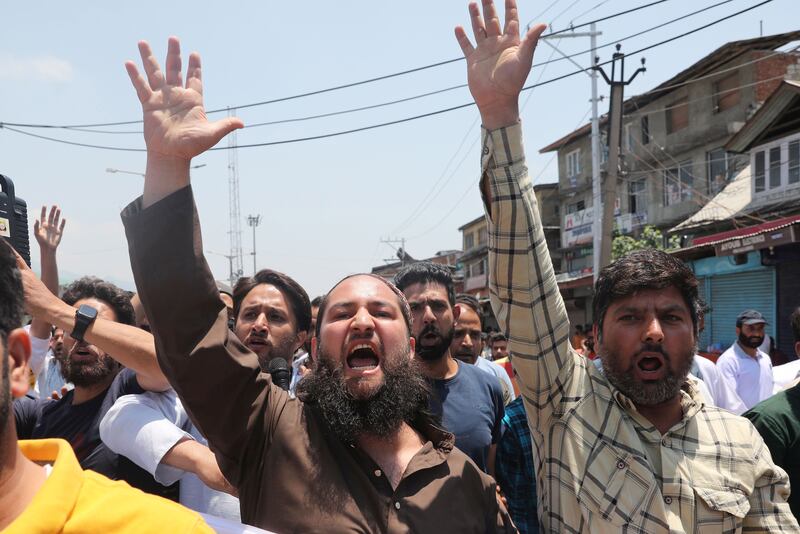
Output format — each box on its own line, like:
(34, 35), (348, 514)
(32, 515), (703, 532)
(2, 0), (734, 136)
(0, 0), (777, 151)
(0, 0), (672, 130)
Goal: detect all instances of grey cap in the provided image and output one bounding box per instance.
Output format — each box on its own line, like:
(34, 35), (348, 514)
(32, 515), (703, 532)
(736, 309), (767, 327)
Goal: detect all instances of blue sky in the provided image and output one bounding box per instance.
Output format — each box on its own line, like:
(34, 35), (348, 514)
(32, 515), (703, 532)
(1, 0), (795, 296)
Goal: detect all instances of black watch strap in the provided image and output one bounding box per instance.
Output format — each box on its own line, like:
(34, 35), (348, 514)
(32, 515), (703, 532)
(71, 304), (98, 342)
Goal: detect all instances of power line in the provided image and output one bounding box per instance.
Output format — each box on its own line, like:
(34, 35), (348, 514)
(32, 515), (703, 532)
(1, 0), (672, 130)
(0, 0), (776, 151)
(393, 39), (564, 236)
(3, 0), (730, 137)
(407, 105), (593, 241)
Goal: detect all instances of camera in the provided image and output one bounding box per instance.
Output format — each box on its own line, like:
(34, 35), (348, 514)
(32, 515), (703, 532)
(0, 174), (30, 266)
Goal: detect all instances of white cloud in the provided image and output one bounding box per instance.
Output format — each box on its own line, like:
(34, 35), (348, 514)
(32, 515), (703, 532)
(0, 53), (73, 82)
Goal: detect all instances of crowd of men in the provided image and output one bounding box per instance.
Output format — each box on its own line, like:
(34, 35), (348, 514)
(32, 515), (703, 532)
(2, 1), (800, 532)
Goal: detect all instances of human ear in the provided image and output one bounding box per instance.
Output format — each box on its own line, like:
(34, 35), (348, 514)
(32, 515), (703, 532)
(7, 328), (32, 398)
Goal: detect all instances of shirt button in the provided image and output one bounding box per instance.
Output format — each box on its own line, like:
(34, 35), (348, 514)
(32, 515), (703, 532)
(483, 146), (490, 155)
(394, 502), (401, 510)
(662, 437), (671, 447)
(374, 469), (382, 477)
(616, 460), (625, 469)
(664, 496), (673, 505)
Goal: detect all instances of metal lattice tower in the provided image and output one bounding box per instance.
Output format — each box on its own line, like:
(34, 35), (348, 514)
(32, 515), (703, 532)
(227, 107), (244, 287)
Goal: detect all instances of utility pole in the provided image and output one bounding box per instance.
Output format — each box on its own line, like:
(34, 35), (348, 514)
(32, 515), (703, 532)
(247, 214), (261, 275)
(227, 107), (244, 285)
(589, 23), (603, 282)
(594, 45), (646, 272)
(540, 27), (603, 280)
(380, 237), (408, 265)
(207, 250), (239, 288)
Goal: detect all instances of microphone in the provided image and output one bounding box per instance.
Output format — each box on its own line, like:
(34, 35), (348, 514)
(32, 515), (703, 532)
(268, 358), (292, 391)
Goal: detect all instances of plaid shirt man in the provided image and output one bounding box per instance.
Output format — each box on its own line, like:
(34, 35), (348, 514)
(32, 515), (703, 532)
(496, 396), (538, 534)
(480, 123), (798, 533)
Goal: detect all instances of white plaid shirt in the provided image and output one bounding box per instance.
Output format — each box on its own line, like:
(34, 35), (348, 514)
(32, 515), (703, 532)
(480, 123), (799, 533)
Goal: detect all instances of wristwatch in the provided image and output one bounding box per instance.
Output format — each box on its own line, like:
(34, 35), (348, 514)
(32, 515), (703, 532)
(71, 304), (98, 342)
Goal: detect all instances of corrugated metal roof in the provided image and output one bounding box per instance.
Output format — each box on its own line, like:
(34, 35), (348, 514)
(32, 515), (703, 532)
(670, 165), (752, 232)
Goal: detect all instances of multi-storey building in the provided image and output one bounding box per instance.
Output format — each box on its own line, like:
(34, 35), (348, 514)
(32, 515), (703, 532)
(539, 31), (800, 325)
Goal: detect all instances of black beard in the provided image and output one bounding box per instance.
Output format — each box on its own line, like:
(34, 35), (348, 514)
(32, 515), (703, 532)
(738, 332), (764, 350)
(296, 346), (431, 444)
(414, 324), (453, 362)
(66, 353), (121, 387)
(599, 342), (695, 406)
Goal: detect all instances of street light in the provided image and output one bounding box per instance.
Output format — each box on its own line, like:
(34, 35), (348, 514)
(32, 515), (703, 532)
(247, 214), (261, 276)
(106, 163), (207, 178)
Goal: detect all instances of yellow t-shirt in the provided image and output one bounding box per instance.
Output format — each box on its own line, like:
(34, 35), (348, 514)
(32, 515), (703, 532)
(4, 439), (214, 534)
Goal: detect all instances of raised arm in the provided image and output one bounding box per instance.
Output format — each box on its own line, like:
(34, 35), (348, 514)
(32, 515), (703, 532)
(456, 0), (575, 427)
(124, 38), (242, 208)
(28, 206), (65, 343)
(16, 251), (170, 392)
(122, 38), (283, 487)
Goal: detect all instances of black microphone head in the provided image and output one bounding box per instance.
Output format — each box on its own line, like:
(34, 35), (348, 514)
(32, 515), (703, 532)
(268, 357), (290, 374)
(268, 357), (292, 391)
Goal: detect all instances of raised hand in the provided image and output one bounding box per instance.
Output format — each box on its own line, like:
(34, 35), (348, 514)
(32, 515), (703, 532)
(34, 205), (66, 253)
(125, 37), (243, 161)
(455, 0), (547, 129)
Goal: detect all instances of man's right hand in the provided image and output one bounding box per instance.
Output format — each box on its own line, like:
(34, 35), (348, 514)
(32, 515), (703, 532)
(454, 0), (546, 130)
(125, 37), (243, 206)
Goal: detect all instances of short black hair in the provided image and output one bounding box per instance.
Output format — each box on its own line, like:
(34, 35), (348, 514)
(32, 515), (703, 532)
(233, 269), (311, 334)
(310, 295), (324, 308)
(394, 262), (455, 305)
(489, 332), (507, 345)
(593, 249), (703, 340)
(455, 293), (483, 328)
(0, 241), (24, 338)
(62, 276), (135, 326)
(790, 307), (800, 344)
(316, 274), (412, 339)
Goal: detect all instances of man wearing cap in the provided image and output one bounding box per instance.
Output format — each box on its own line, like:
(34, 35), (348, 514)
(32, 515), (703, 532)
(716, 310), (775, 410)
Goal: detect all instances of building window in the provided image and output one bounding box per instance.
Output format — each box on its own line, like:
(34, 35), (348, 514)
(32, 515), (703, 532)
(554, 204), (560, 218)
(623, 123), (634, 152)
(790, 140), (800, 184)
(707, 148), (730, 195)
(600, 131), (609, 164)
(478, 226), (488, 246)
(566, 149), (581, 185)
(464, 232), (474, 250)
(641, 116), (650, 145)
(663, 160), (694, 206)
(666, 96), (689, 134)
(628, 179), (647, 214)
(713, 72), (740, 113)
(754, 150), (765, 193)
(769, 146), (782, 189)
(567, 200), (585, 214)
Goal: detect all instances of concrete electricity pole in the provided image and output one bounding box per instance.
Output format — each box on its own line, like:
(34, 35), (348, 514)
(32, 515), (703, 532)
(593, 45), (645, 272)
(539, 26), (602, 281)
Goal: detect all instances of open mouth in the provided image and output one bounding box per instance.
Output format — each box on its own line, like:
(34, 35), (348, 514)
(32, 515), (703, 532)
(71, 345), (97, 363)
(346, 344), (380, 370)
(635, 353), (665, 378)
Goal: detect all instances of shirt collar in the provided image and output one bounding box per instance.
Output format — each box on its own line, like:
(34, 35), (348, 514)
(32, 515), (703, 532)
(11, 439), (84, 532)
(610, 377), (704, 434)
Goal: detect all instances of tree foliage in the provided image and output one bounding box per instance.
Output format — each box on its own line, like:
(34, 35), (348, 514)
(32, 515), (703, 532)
(612, 225), (681, 260)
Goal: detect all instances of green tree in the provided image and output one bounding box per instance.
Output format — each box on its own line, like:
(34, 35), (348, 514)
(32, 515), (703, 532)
(612, 225), (681, 260)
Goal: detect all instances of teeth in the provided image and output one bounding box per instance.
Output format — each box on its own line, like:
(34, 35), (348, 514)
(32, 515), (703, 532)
(349, 344), (373, 355)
